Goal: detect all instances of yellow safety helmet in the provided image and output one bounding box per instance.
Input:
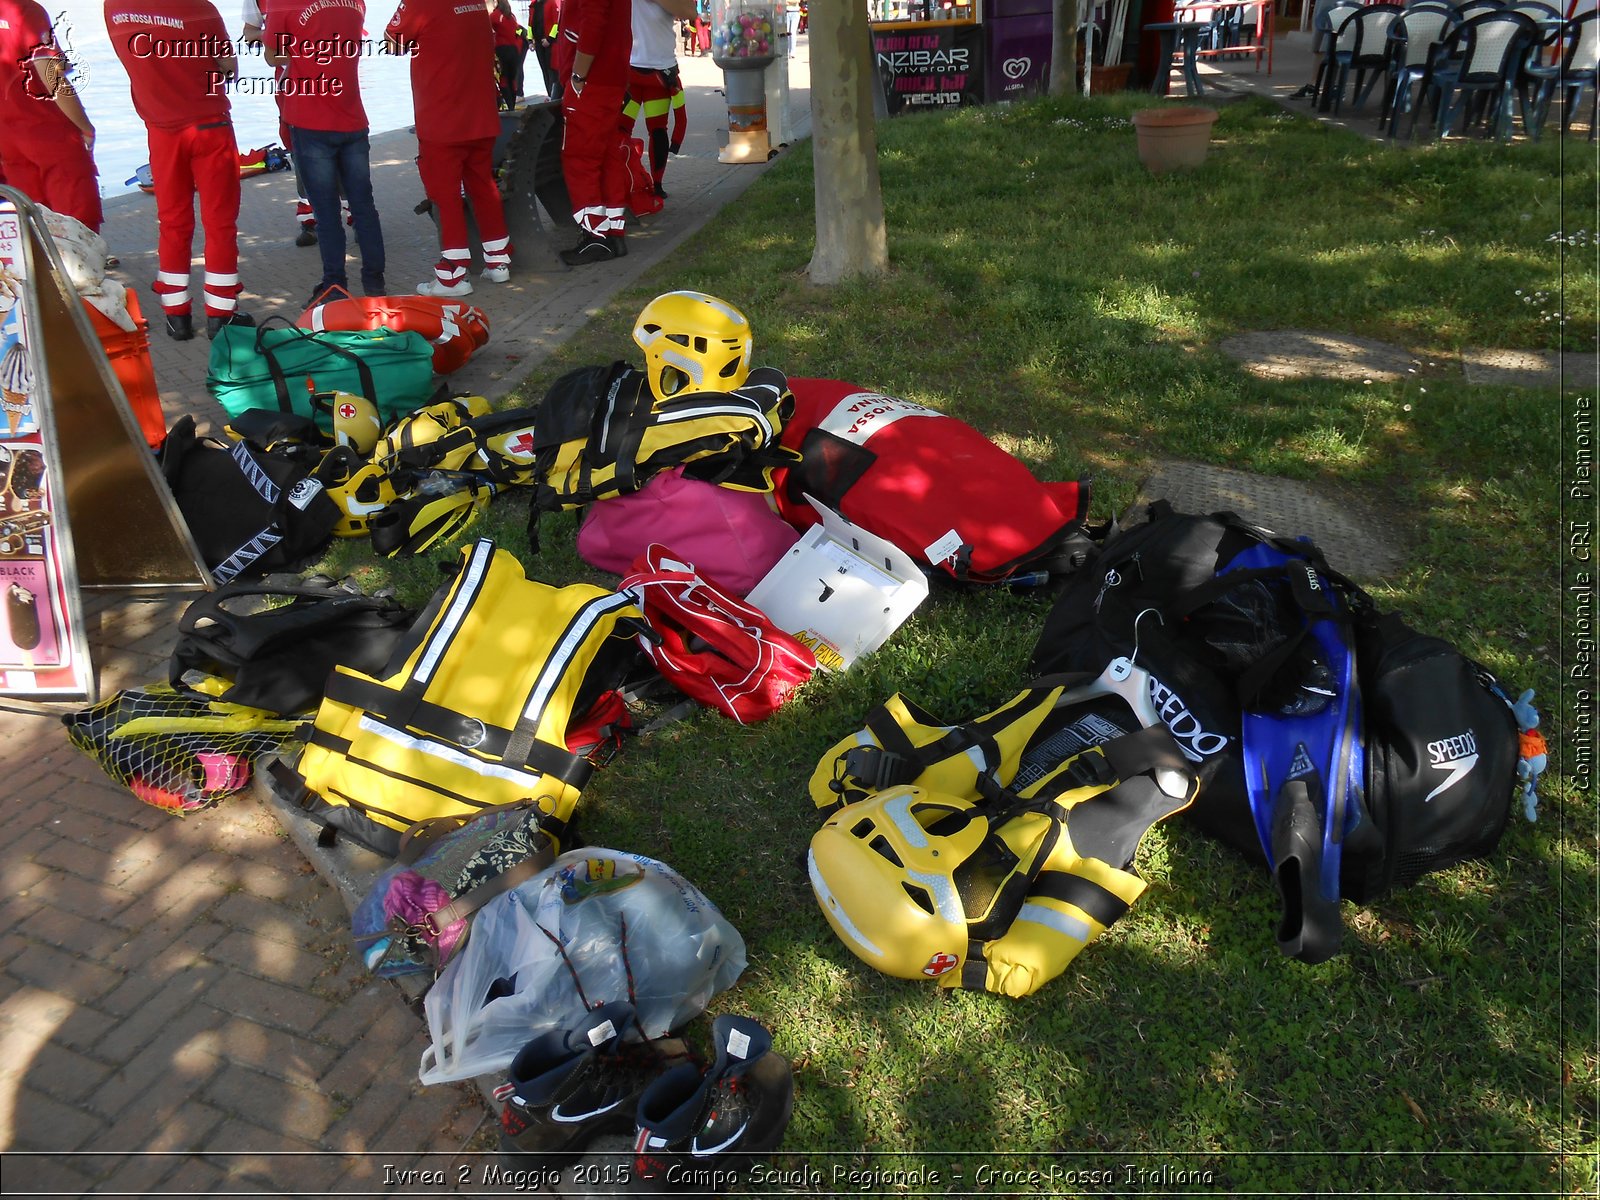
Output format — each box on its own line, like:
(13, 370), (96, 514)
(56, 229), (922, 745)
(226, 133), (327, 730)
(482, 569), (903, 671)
(314, 390), (383, 456)
(807, 785), (1049, 984)
(632, 291), (753, 405)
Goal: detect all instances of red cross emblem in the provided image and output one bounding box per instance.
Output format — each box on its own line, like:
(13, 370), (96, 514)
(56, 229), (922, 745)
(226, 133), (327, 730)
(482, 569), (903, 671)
(338, 402), (358, 420)
(922, 952), (959, 977)
(506, 432), (536, 456)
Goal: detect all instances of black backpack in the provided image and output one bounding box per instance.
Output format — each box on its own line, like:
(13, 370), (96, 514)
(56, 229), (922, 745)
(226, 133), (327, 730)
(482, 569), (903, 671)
(1030, 502), (1521, 961)
(159, 414), (341, 584)
(169, 578), (417, 717)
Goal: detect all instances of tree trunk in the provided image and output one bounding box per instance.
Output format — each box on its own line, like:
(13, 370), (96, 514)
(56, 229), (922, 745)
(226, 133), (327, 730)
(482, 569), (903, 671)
(1047, 0), (1081, 96)
(806, 0), (889, 285)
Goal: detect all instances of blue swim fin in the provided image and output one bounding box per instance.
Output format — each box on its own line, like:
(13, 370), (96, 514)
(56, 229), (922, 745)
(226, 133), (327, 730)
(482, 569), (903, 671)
(1227, 544), (1365, 964)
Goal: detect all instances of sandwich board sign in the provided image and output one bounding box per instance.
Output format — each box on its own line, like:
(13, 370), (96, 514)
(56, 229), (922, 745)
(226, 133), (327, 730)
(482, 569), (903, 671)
(0, 187), (210, 709)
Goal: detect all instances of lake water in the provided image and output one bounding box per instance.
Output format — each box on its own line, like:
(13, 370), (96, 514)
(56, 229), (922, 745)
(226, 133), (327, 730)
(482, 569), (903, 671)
(45, 0), (521, 199)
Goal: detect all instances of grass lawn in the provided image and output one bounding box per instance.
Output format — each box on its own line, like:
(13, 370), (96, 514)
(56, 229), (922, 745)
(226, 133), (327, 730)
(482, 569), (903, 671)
(322, 91), (1596, 1195)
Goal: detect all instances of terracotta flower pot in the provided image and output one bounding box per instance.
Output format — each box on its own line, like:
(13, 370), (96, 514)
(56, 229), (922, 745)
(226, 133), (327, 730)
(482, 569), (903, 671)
(1131, 106), (1220, 175)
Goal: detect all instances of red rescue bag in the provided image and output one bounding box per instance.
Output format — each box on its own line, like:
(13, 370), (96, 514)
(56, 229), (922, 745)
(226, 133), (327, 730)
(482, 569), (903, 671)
(620, 545), (815, 724)
(773, 378), (1093, 584)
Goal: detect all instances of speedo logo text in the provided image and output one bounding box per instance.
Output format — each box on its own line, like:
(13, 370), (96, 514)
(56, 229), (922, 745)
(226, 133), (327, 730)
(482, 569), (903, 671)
(1424, 729), (1479, 802)
(1147, 677), (1229, 761)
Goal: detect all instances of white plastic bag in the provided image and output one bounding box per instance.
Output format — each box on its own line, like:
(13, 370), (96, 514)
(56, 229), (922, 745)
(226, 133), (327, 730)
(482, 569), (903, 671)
(419, 848), (747, 1085)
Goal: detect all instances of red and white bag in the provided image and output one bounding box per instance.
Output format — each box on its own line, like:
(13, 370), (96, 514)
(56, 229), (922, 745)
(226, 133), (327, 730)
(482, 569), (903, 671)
(620, 545), (816, 724)
(773, 378), (1093, 584)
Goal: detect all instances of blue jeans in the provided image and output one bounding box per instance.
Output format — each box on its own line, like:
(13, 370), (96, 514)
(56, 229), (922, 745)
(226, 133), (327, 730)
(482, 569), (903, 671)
(290, 126), (386, 294)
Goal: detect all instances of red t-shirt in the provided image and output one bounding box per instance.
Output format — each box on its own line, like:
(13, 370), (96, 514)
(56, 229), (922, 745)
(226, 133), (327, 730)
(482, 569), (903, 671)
(105, 0), (233, 132)
(490, 6), (521, 47)
(553, 0), (629, 86)
(0, 0), (80, 141)
(266, 0), (369, 132)
(385, 0), (498, 144)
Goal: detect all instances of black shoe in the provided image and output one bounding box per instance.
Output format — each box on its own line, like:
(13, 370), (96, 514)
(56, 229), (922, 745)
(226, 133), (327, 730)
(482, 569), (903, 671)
(295, 227), (318, 247)
(1292, 84), (1317, 99)
(559, 232), (623, 266)
(206, 311), (255, 339)
(497, 1002), (692, 1163)
(652, 183), (668, 199)
(165, 313), (194, 342)
(361, 275), (386, 297)
(609, 234), (627, 257)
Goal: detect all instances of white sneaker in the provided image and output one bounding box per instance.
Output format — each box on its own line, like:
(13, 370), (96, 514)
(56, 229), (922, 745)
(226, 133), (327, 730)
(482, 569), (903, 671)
(416, 277), (473, 298)
(481, 265), (511, 284)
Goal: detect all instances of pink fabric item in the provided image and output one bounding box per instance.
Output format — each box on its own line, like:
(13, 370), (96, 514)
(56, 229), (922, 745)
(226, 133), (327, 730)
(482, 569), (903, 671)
(385, 871), (467, 961)
(578, 467), (799, 597)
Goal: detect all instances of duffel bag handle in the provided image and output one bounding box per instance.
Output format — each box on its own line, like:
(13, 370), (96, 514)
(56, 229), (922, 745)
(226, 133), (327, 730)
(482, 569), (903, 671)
(254, 316), (379, 413)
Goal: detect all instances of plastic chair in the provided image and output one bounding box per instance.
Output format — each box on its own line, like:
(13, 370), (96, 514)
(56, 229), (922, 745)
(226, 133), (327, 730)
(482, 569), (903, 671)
(1214, 1), (1262, 52)
(1420, 9), (1541, 137)
(1312, 1), (1365, 106)
(1384, 4), (1461, 134)
(1326, 3), (1406, 113)
(1512, 6), (1580, 136)
(1522, 11), (1600, 137)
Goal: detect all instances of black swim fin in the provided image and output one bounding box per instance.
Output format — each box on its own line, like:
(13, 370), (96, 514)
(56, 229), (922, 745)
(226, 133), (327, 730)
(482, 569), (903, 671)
(1270, 779), (1343, 965)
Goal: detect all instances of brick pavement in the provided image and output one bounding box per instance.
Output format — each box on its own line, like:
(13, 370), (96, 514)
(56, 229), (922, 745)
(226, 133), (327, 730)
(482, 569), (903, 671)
(0, 44), (810, 1197)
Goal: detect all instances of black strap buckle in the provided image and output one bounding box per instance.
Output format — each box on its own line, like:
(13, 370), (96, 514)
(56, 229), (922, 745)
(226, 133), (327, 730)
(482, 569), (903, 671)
(840, 745), (915, 791)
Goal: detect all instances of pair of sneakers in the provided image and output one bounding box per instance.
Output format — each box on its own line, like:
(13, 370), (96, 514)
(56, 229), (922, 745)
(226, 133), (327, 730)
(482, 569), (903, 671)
(630, 1014), (795, 1189)
(416, 265), (511, 298)
(496, 1004), (793, 1190)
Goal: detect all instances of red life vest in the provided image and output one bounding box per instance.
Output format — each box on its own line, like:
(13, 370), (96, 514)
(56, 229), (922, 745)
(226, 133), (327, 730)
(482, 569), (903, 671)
(621, 545), (815, 725)
(772, 378), (1093, 584)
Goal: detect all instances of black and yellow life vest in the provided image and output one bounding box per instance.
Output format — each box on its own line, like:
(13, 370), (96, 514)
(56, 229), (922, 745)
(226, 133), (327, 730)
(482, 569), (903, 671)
(530, 362), (801, 515)
(282, 539), (646, 857)
(806, 660), (1200, 997)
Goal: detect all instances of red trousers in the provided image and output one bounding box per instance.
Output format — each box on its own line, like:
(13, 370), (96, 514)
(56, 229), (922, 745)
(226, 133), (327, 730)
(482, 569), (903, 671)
(624, 65), (687, 189)
(417, 136), (510, 286)
(0, 136), (102, 232)
(561, 81), (629, 237)
(147, 122), (242, 319)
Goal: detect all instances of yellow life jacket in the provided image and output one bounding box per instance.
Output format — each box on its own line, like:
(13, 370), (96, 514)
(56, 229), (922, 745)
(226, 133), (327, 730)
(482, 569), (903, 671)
(283, 539), (645, 857)
(806, 659), (1199, 996)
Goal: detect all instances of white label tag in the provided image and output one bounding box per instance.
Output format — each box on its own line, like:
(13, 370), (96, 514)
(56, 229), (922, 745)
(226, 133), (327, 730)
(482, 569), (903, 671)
(924, 529), (964, 567)
(726, 1028), (752, 1059)
(818, 391), (941, 446)
(588, 1019), (617, 1046)
(286, 478), (324, 511)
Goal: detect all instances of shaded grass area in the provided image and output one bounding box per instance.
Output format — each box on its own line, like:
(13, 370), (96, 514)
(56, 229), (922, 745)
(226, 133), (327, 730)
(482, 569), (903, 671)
(320, 93), (1595, 1194)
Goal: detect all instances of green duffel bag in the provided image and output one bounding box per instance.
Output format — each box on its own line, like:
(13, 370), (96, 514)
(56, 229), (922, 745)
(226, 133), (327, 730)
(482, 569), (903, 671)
(207, 318), (438, 429)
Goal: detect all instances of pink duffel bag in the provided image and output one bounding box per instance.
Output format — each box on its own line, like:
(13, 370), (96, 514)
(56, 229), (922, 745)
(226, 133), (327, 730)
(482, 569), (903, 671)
(577, 467), (799, 597)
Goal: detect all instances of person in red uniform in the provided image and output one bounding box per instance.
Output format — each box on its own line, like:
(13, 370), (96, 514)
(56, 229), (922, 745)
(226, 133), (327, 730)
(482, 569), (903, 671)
(489, 0), (524, 109)
(385, 0), (511, 296)
(106, 0), (252, 340)
(242, 0), (316, 247)
(0, 0), (101, 231)
(553, 0), (631, 265)
(266, 0), (386, 305)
